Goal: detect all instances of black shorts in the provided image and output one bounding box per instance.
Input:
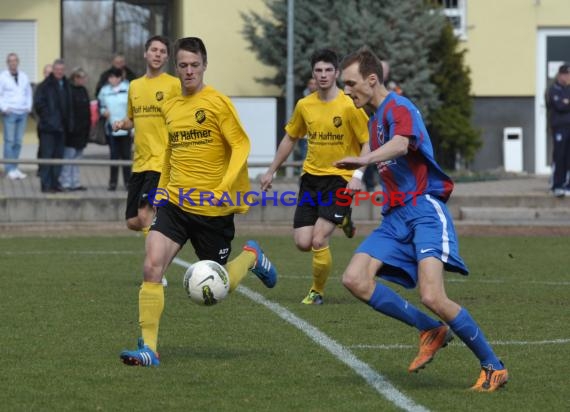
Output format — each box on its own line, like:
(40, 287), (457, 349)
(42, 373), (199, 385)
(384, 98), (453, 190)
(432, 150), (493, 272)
(293, 173), (352, 229)
(150, 201), (235, 265)
(125, 171), (161, 220)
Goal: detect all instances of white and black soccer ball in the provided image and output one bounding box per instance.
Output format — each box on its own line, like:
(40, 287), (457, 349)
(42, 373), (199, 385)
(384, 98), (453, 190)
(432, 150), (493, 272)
(183, 260), (230, 306)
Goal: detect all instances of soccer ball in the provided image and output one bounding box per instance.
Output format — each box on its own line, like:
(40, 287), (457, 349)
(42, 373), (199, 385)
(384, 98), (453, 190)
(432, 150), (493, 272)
(183, 260), (230, 306)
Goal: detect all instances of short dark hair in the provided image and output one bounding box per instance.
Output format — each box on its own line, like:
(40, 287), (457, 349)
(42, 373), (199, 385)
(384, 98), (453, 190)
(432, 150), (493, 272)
(173, 37), (208, 64)
(341, 46), (383, 82)
(145, 35), (170, 55)
(108, 67), (123, 78)
(311, 49), (339, 70)
(558, 63), (570, 75)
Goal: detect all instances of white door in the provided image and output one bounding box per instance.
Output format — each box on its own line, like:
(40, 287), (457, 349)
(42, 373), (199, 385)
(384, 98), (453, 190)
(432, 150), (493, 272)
(535, 29), (570, 175)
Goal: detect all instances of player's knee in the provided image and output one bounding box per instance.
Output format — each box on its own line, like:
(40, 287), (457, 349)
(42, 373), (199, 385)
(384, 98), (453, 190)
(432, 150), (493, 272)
(126, 219), (140, 231)
(311, 237), (328, 250)
(143, 257), (164, 282)
(295, 239), (312, 252)
(420, 291), (444, 314)
(342, 270), (362, 294)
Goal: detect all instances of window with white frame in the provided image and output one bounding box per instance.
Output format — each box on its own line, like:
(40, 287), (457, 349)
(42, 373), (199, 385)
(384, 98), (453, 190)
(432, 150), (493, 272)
(438, 0), (467, 40)
(0, 21), (37, 82)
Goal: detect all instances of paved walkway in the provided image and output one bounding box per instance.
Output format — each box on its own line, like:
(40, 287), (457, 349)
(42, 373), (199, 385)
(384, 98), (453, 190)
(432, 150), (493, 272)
(1, 143), (129, 199)
(2, 123), (568, 234)
(0, 142), (556, 198)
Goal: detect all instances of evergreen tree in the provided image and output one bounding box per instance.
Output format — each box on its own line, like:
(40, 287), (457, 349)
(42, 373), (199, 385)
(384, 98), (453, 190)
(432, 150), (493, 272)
(427, 23), (481, 170)
(241, 0), (445, 115)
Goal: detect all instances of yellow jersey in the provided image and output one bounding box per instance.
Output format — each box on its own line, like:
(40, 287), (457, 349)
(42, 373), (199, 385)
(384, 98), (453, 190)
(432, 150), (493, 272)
(285, 90), (369, 181)
(159, 85), (251, 216)
(128, 73), (181, 173)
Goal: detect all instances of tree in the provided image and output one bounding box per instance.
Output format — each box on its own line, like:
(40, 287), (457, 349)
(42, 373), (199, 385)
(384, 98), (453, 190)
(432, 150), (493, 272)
(241, 0), (446, 115)
(427, 23), (481, 170)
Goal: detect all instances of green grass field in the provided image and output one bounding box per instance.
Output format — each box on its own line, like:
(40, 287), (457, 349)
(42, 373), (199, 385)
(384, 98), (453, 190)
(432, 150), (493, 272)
(1, 233), (569, 411)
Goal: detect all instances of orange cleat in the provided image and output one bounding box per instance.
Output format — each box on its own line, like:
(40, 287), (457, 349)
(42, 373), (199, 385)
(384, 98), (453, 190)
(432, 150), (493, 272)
(471, 363), (509, 392)
(408, 324), (453, 373)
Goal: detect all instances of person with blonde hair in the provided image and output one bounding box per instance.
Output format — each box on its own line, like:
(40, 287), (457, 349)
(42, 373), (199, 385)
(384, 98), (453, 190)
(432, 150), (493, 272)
(0, 52), (32, 179)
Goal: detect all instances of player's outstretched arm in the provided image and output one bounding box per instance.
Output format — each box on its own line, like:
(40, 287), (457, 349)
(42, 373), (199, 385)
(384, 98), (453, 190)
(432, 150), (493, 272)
(335, 135), (409, 170)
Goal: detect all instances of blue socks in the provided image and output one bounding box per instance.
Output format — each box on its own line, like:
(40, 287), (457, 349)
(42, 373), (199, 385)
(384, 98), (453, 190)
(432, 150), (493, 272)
(448, 308), (503, 370)
(367, 282), (441, 331)
(368, 283), (504, 370)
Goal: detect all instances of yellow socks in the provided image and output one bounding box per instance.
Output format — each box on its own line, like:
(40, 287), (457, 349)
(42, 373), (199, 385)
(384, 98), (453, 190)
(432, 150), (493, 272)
(311, 246), (332, 294)
(139, 281), (164, 353)
(142, 226), (150, 237)
(225, 250), (256, 292)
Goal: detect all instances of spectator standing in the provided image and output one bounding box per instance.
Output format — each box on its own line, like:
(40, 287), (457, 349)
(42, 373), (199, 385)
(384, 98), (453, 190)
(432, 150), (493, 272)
(34, 59), (73, 193)
(0, 52), (33, 179)
(34, 63), (54, 178)
(98, 67), (131, 191)
(95, 53), (136, 97)
(59, 67), (90, 191)
(42, 64), (53, 79)
(546, 63), (570, 197)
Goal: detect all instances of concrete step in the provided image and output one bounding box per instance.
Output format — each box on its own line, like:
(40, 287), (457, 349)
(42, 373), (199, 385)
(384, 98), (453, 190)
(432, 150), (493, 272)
(2, 194), (569, 226)
(458, 206), (570, 225)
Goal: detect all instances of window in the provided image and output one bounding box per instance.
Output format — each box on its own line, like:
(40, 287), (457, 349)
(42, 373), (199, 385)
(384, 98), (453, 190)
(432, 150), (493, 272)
(438, 0), (467, 40)
(62, 0), (171, 94)
(0, 21), (37, 82)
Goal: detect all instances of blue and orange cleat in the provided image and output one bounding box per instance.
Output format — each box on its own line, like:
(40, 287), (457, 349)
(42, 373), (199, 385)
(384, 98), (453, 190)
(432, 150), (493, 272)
(243, 240), (277, 288)
(120, 338), (160, 367)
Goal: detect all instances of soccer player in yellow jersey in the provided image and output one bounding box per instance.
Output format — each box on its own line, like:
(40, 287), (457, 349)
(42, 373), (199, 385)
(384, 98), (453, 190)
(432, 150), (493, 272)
(120, 37), (278, 367)
(260, 49), (369, 305)
(113, 35), (181, 233)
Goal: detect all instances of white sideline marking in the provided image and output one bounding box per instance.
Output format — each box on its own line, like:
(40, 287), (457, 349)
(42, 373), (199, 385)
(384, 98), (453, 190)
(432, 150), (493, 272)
(445, 278), (570, 286)
(275, 274), (570, 287)
(0, 250), (141, 255)
(172, 257), (428, 412)
(350, 338), (570, 350)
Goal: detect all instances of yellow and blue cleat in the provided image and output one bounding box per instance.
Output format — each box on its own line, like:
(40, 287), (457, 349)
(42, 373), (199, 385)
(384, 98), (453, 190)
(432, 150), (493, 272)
(243, 240), (277, 288)
(301, 289), (324, 305)
(338, 208), (356, 238)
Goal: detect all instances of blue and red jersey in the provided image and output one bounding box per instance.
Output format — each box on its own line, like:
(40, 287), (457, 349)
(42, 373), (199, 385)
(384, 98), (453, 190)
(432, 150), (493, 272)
(369, 92), (453, 214)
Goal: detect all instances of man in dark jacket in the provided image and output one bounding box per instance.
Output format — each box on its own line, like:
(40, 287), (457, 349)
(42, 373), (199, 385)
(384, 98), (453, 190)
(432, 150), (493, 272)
(95, 53), (136, 97)
(546, 63), (570, 197)
(34, 59), (74, 193)
(59, 67), (91, 191)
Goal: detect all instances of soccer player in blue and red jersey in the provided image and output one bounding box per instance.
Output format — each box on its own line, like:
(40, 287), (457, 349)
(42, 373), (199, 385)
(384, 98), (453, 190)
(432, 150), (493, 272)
(334, 46), (508, 392)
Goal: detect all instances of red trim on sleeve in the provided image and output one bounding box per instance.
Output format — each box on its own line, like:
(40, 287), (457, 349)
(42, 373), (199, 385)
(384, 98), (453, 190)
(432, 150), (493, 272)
(391, 105), (413, 137)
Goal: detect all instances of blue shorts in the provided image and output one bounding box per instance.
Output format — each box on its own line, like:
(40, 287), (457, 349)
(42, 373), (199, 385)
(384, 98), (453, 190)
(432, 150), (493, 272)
(356, 194), (468, 289)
